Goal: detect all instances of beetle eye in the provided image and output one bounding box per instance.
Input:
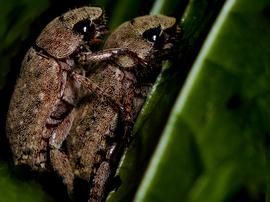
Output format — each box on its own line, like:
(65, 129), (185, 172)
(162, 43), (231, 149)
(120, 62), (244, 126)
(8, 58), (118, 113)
(73, 19), (95, 41)
(142, 26), (163, 43)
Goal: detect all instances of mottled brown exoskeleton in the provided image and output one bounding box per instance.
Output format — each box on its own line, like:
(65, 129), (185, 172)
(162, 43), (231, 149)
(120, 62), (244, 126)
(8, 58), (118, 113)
(58, 15), (181, 201)
(6, 6), (107, 191)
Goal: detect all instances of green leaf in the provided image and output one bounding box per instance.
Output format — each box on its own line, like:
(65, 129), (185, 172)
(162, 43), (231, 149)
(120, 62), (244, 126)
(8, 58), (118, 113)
(0, 162), (52, 202)
(108, 0), (141, 29)
(134, 0), (268, 201)
(150, 0), (187, 15)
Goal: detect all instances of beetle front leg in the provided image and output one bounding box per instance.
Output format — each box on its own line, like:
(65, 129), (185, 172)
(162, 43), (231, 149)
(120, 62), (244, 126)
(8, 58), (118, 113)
(70, 72), (104, 96)
(78, 48), (148, 68)
(71, 72), (125, 113)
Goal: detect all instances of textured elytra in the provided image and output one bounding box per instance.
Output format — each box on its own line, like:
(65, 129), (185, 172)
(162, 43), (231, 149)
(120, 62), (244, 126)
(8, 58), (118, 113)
(7, 47), (60, 169)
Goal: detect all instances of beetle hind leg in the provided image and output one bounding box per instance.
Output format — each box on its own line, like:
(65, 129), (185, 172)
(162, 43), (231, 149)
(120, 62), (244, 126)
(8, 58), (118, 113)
(89, 161), (111, 202)
(50, 149), (74, 195)
(48, 109), (76, 195)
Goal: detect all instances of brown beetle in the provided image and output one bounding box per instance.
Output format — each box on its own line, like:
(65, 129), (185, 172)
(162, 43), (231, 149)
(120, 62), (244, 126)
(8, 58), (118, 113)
(6, 7), (107, 192)
(57, 14), (181, 201)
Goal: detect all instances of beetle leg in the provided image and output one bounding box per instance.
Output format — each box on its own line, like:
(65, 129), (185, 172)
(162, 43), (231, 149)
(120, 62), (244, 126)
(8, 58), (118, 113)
(71, 72), (124, 114)
(49, 108), (75, 149)
(89, 161), (111, 202)
(50, 149), (74, 195)
(48, 110), (76, 195)
(78, 48), (148, 68)
(46, 99), (74, 128)
(59, 70), (68, 98)
(71, 72), (104, 96)
(58, 61), (73, 98)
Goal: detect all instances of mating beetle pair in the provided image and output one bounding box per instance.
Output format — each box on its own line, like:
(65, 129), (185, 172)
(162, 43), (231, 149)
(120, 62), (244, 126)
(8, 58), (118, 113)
(6, 6), (180, 202)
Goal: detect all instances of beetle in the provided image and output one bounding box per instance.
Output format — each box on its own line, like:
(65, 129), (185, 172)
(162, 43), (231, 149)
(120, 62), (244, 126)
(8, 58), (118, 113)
(54, 14), (181, 201)
(6, 7), (107, 191)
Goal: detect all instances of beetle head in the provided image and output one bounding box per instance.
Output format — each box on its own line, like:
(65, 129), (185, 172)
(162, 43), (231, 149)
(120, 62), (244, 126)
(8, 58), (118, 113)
(36, 7), (107, 59)
(104, 15), (181, 78)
